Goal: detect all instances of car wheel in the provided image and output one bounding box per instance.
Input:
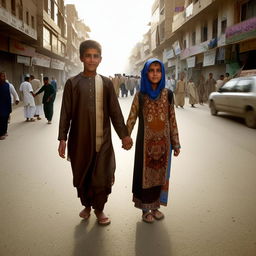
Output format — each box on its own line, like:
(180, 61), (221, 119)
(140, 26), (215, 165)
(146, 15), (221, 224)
(245, 110), (256, 128)
(210, 101), (218, 116)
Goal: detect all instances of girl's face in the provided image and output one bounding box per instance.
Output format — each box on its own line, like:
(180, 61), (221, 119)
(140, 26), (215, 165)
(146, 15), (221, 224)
(147, 62), (162, 85)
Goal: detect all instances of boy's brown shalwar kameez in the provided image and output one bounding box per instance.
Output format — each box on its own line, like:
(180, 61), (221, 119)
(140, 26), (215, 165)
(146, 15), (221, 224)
(58, 73), (128, 211)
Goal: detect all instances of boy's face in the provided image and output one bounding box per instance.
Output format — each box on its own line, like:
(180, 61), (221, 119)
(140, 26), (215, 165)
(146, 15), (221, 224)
(147, 62), (162, 85)
(80, 48), (102, 73)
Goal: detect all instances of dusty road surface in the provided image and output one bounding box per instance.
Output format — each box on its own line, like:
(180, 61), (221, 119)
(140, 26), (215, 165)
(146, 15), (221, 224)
(1, 92), (256, 256)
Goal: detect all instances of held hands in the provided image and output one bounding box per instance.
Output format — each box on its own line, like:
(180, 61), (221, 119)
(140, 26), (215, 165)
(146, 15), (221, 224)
(58, 140), (66, 158)
(173, 148), (180, 157)
(122, 136), (133, 150)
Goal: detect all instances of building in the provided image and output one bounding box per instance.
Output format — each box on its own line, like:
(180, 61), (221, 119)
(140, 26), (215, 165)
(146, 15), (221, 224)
(0, 0), (91, 93)
(66, 4), (90, 77)
(0, 0), (38, 88)
(129, 0), (256, 83)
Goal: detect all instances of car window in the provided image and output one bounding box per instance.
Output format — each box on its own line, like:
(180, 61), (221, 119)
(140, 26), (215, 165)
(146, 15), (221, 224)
(235, 79), (252, 92)
(220, 80), (237, 92)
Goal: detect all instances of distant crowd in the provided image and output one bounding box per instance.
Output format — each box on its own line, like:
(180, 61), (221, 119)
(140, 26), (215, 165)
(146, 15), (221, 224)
(0, 72), (57, 140)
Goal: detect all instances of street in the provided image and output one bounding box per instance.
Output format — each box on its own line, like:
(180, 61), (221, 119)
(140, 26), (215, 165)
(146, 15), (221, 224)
(0, 92), (256, 256)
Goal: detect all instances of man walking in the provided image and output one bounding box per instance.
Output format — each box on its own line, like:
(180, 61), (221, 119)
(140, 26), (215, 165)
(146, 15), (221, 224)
(19, 75), (36, 122)
(35, 77), (56, 124)
(58, 40), (132, 225)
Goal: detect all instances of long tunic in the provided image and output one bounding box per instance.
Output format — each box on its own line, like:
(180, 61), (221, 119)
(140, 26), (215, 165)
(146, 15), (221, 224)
(58, 73), (128, 190)
(205, 78), (216, 98)
(174, 80), (186, 107)
(127, 89), (180, 208)
(187, 82), (198, 105)
(0, 82), (11, 116)
(19, 81), (35, 107)
(31, 79), (43, 105)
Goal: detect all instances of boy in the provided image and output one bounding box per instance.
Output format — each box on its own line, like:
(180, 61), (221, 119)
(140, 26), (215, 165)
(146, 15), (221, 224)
(58, 40), (132, 225)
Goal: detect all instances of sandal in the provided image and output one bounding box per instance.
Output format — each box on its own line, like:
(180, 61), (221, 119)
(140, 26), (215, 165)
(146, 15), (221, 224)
(79, 208), (91, 220)
(151, 209), (164, 220)
(142, 212), (154, 223)
(94, 211), (111, 226)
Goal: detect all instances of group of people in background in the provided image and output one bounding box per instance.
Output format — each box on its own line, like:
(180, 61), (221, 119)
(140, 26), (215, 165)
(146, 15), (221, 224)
(110, 74), (141, 98)
(0, 72), (57, 140)
(165, 72), (230, 108)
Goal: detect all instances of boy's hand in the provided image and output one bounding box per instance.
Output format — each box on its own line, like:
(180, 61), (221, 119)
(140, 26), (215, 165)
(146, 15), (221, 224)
(58, 140), (66, 158)
(122, 136), (133, 150)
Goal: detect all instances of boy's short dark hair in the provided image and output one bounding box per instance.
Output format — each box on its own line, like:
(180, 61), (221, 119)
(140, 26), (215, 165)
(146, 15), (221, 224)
(79, 40), (102, 58)
(43, 76), (49, 81)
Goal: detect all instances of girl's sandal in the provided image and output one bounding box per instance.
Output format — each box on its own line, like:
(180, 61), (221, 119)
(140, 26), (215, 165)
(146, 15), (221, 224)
(151, 209), (164, 220)
(142, 212), (154, 223)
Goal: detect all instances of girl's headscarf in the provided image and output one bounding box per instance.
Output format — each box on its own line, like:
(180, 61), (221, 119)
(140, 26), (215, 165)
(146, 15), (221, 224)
(140, 58), (166, 100)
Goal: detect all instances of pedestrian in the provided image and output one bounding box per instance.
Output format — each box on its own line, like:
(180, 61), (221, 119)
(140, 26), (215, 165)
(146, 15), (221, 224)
(215, 75), (225, 91)
(50, 77), (58, 99)
(174, 73), (186, 108)
(19, 74), (36, 122)
(170, 75), (176, 92)
(223, 72), (230, 83)
(126, 58), (181, 223)
(205, 73), (216, 99)
(6, 79), (20, 124)
(165, 76), (172, 90)
(187, 78), (198, 107)
(35, 77), (56, 124)
(0, 72), (12, 140)
(30, 75), (43, 120)
(58, 40), (132, 225)
(120, 73), (128, 97)
(197, 74), (206, 105)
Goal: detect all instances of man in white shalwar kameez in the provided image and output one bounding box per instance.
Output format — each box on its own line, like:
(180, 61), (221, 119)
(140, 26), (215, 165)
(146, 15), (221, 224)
(30, 75), (43, 120)
(19, 75), (36, 122)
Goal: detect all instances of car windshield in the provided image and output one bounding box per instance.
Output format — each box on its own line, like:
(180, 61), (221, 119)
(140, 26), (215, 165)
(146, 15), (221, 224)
(219, 80), (237, 92)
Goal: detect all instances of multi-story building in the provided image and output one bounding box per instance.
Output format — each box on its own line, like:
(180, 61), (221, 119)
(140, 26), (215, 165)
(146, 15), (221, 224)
(0, 0), (38, 88)
(66, 4), (90, 77)
(130, 0), (256, 83)
(0, 1), (91, 92)
(33, 0), (67, 87)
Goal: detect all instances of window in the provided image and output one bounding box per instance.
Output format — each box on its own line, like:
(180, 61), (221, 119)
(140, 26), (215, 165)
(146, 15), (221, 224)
(11, 0), (16, 16)
(236, 79), (253, 92)
(18, 0), (23, 20)
(201, 23), (208, 42)
(44, 0), (48, 12)
(192, 31), (196, 46)
(1, 0), (6, 9)
(220, 80), (237, 92)
(212, 18), (218, 38)
(26, 11), (29, 25)
(43, 27), (51, 49)
(52, 34), (58, 53)
(221, 19), (227, 34)
(241, 0), (256, 21)
(31, 16), (35, 29)
(183, 39), (187, 49)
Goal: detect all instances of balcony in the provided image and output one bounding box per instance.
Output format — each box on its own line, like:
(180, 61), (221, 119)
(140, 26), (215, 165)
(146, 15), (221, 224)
(172, 0), (213, 33)
(0, 8), (37, 40)
(226, 17), (256, 44)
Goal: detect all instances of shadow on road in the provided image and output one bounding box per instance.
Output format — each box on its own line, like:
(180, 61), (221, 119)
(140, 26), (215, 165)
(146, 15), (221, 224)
(135, 221), (172, 256)
(73, 220), (106, 256)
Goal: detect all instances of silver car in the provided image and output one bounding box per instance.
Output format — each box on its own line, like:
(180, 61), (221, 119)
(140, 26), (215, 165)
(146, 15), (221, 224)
(209, 76), (256, 128)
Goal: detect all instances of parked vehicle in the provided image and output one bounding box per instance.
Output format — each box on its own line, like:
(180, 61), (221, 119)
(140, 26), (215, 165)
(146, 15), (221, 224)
(209, 76), (256, 128)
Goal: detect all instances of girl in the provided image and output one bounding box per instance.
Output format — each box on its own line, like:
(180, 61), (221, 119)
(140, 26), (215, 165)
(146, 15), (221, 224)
(126, 58), (181, 223)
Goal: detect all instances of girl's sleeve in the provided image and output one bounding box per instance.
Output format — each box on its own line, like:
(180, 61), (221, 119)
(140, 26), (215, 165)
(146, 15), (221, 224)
(169, 102), (181, 149)
(126, 92), (139, 136)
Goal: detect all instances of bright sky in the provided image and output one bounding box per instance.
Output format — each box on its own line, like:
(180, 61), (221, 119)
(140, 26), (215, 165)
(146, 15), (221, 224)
(65, 0), (154, 76)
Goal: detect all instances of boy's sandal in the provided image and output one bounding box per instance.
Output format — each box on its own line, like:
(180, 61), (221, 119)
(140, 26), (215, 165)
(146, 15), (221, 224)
(97, 217), (111, 226)
(79, 208), (91, 220)
(142, 212), (154, 223)
(151, 209), (164, 220)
